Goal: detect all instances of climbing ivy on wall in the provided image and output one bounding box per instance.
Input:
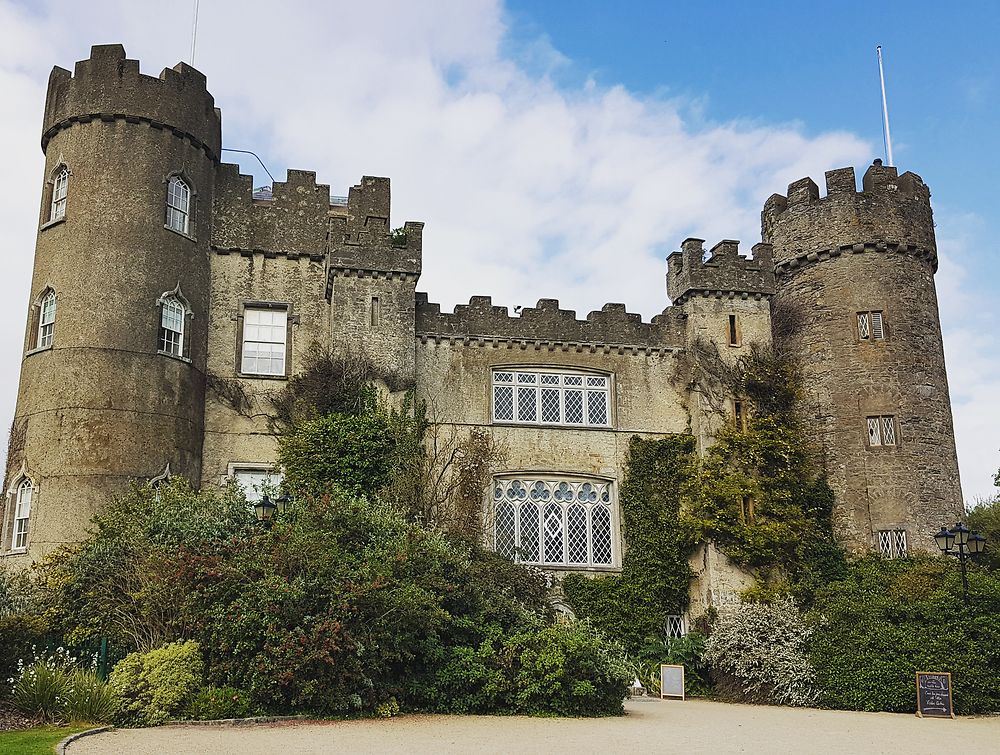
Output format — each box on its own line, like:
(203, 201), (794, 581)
(562, 434), (697, 653)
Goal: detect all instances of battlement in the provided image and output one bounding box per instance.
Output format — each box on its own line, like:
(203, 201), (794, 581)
(762, 161), (936, 262)
(43, 44), (221, 159)
(415, 295), (684, 348)
(666, 238), (775, 305)
(328, 177), (422, 275)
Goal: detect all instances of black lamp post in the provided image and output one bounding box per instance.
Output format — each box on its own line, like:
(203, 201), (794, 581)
(934, 522), (988, 602)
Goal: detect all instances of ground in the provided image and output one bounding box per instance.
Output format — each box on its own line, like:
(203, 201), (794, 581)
(67, 698), (999, 754)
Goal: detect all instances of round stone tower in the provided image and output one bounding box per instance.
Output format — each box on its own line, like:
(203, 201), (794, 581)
(4, 45), (220, 559)
(762, 160), (963, 554)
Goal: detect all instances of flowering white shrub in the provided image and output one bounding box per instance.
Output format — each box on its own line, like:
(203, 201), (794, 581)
(703, 598), (819, 707)
(8, 645), (112, 723)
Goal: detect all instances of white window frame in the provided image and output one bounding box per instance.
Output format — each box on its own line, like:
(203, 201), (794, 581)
(50, 166), (68, 222)
(228, 463), (282, 504)
(492, 475), (617, 568)
(11, 479), (33, 551)
(240, 306), (288, 376)
(491, 368), (611, 428)
(867, 415), (897, 447)
(37, 289), (57, 349)
(665, 614), (688, 639)
(166, 176), (191, 235)
(158, 296), (186, 356)
(877, 529), (907, 559)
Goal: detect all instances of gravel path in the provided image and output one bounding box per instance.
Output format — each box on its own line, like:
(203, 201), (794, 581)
(68, 698), (1000, 754)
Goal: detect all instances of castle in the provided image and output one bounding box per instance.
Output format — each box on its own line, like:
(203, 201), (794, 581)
(2, 46), (964, 612)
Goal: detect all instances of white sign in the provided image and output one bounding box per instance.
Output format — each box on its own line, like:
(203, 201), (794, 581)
(660, 664), (685, 700)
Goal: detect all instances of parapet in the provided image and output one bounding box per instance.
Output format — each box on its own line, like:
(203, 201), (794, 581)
(43, 44), (221, 160)
(213, 166), (332, 256)
(328, 177), (422, 275)
(666, 238), (775, 305)
(762, 161), (936, 262)
(415, 295), (685, 349)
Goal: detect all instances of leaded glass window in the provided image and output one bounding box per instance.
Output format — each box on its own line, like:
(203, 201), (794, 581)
(867, 415), (897, 447)
(493, 476), (615, 567)
(492, 369), (610, 427)
(858, 310), (885, 341)
(665, 614), (687, 639)
(877, 529), (907, 558)
(166, 176), (191, 234)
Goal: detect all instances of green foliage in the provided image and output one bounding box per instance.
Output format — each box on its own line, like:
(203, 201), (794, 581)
(10, 661), (70, 723)
(808, 556), (1000, 714)
(109, 640), (204, 727)
(632, 632), (711, 697)
(704, 599), (819, 707)
(0, 615), (48, 698)
(63, 669), (116, 723)
(188, 686), (255, 720)
(967, 483), (1000, 572)
(563, 435), (697, 653)
(8, 647), (114, 724)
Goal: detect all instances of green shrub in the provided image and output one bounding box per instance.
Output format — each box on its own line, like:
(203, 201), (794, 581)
(110, 640), (204, 726)
(189, 686), (255, 720)
(64, 669), (116, 723)
(11, 660), (70, 722)
(704, 598), (819, 706)
(633, 632), (711, 697)
(0, 615), (48, 698)
(808, 557), (1000, 714)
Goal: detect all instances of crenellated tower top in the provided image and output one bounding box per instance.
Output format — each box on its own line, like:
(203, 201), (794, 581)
(666, 238), (775, 305)
(42, 44), (222, 161)
(762, 161), (936, 273)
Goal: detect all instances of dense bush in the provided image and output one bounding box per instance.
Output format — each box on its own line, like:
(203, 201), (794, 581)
(10, 659), (70, 723)
(967, 481), (1000, 572)
(188, 686), (255, 720)
(8, 647), (115, 723)
(63, 668), (117, 723)
(563, 435), (697, 653)
(110, 640), (204, 726)
(632, 632), (711, 697)
(704, 599), (819, 706)
(808, 557), (1000, 714)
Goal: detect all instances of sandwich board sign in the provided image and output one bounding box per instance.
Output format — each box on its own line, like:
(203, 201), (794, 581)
(660, 664), (685, 700)
(916, 672), (954, 719)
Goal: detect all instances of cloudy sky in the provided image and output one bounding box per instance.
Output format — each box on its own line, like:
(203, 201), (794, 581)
(1, 0), (997, 502)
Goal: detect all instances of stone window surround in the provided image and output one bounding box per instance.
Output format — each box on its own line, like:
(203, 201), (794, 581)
(163, 171), (197, 242)
(2, 468), (36, 555)
(727, 313), (742, 348)
(491, 471), (621, 572)
(865, 414), (899, 449)
(490, 365), (615, 430)
(39, 162), (71, 230)
(857, 310), (887, 342)
(875, 527), (908, 558)
(226, 462), (282, 504)
(234, 300), (299, 380)
(24, 285), (58, 356)
(156, 284), (193, 362)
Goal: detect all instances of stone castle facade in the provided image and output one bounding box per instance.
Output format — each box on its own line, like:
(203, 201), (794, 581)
(2, 46), (964, 610)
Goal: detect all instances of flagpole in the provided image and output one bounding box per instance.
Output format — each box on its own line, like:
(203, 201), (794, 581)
(876, 45), (893, 167)
(190, 0), (201, 65)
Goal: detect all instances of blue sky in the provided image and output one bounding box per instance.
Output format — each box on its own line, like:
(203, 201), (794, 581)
(0, 0), (997, 502)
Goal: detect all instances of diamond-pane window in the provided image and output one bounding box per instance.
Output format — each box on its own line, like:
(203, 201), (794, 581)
(867, 417), (882, 446)
(881, 417), (896, 445)
(491, 369), (611, 427)
(858, 310), (886, 341)
(877, 529), (907, 558)
(665, 614), (687, 639)
(494, 477), (615, 567)
(867, 415), (897, 448)
(858, 312), (871, 340)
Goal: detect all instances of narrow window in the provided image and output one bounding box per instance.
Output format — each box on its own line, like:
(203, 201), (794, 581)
(728, 314), (739, 346)
(734, 400), (744, 431)
(877, 529), (907, 558)
(871, 311), (884, 340)
(858, 311), (885, 341)
(12, 479), (32, 550)
(166, 176), (191, 235)
(241, 307), (288, 376)
(857, 312), (871, 340)
(158, 297), (185, 356)
(50, 167), (68, 222)
(740, 494), (754, 523)
(37, 290), (56, 349)
(867, 415), (896, 447)
(370, 296), (380, 327)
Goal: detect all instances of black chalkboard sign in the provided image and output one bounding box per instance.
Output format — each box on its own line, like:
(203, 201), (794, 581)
(916, 672), (954, 718)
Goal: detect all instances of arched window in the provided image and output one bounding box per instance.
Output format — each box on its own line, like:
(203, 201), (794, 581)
(166, 176), (191, 235)
(12, 479), (33, 550)
(37, 289), (57, 349)
(50, 166), (69, 222)
(157, 288), (191, 358)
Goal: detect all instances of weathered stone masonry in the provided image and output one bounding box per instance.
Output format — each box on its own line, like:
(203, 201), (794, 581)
(3, 47), (964, 599)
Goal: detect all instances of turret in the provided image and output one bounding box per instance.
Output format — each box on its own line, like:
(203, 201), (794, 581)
(763, 161), (962, 553)
(3, 45), (218, 560)
(667, 239), (775, 452)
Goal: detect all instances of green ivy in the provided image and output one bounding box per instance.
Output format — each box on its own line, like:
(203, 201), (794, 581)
(563, 435), (697, 653)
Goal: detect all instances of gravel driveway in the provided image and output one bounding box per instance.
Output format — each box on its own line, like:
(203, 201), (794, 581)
(68, 697), (1000, 754)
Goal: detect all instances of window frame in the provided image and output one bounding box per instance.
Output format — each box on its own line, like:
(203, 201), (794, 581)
(238, 302), (291, 379)
(165, 174), (194, 238)
(156, 286), (192, 361)
(727, 313), (741, 347)
(227, 463), (283, 504)
(857, 310), (886, 342)
(36, 289), (57, 350)
(49, 166), (69, 223)
(877, 529), (907, 559)
(492, 474), (618, 570)
(491, 367), (612, 429)
(866, 415), (898, 448)
(10, 478), (34, 552)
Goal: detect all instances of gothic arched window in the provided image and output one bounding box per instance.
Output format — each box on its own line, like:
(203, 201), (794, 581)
(166, 176), (192, 235)
(157, 288), (191, 358)
(37, 289), (57, 349)
(50, 166), (69, 222)
(12, 478), (33, 550)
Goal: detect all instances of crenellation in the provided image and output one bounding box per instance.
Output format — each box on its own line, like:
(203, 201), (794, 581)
(667, 238), (775, 304)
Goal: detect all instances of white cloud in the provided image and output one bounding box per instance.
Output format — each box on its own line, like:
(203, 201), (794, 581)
(2, 0), (992, 503)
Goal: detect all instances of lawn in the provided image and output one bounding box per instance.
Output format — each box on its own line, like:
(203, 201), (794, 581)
(0, 724), (99, 755)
